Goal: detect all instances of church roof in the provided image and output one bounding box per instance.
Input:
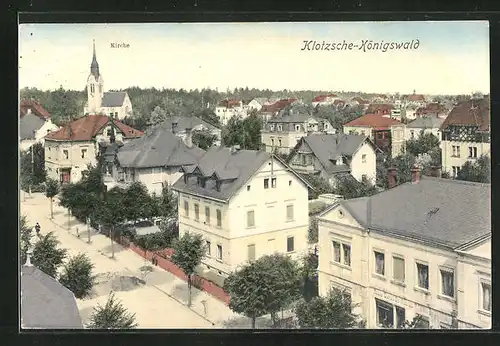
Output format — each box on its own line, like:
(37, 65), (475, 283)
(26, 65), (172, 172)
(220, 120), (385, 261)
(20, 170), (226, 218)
(102, 92), (127, 107)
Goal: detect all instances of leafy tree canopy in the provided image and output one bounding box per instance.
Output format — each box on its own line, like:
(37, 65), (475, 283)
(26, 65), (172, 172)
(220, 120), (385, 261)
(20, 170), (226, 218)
(31, 232), (68, 278)
(192, 130), (218, 150)
(59, 253), (95, 299)
(87, 292), (138, 329)
(222, 114), (262, 150)
(405, 130), (440, 157)
(456, 155), (491, 183)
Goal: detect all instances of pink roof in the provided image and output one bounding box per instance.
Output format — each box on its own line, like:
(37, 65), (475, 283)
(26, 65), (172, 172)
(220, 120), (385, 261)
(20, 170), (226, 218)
(344, 113), (402, 130)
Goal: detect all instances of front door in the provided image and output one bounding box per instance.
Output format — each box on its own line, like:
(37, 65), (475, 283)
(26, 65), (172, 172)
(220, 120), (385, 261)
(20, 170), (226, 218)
(60, 169), (71, 184)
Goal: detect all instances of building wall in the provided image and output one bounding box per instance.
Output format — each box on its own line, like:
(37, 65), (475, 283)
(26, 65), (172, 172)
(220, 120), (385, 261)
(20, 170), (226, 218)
(441, 140), (490, 176)
(135, 167), (183, 195)
(177, 158), (309, 275)
(216, 106), (247, 126)
(247, 100), (263, 112)
(318, 204), (466, 329)
(44, 140), (97, 183)
(343, 126), (374, 140)
(349, 141), (377, 185)
(391, 125), (406, 157)
(404, 127), (441, 142)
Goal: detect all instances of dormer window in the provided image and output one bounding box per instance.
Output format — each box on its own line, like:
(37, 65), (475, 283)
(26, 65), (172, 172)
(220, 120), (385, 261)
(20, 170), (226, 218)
(277, 125), (283, 131)
(270, 125), (275, 131)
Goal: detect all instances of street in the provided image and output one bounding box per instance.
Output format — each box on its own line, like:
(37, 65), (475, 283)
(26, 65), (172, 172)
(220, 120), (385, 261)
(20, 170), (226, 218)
(20, 192), (248, 328)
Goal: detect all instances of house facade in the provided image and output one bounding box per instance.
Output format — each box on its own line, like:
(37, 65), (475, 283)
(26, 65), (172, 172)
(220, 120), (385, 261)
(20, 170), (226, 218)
(83, 41), (133, 120)
(44, 115), (143, 184)
(215, 100), (247, 126)
(261, 114), (335, 155)
(19, 110), (59, 151)
(405, 117), (445, 142)
(317, 173), (491, 329)
(158, 116), (222, 146)
(172, 146), (311, 276)
(259, 98), (298, 121)
(106, 124), (205, 195)
(440, 96), (490, 178)
(343, 114), (406, 158)
(287, 134), (378, 186)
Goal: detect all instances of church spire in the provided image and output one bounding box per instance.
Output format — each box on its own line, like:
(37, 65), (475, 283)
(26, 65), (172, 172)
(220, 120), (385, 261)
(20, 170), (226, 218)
(90, 39), (100, 78)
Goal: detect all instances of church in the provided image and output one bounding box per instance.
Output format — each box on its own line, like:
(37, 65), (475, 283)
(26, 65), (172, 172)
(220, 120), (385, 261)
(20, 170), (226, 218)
(84, 41), (133, 120)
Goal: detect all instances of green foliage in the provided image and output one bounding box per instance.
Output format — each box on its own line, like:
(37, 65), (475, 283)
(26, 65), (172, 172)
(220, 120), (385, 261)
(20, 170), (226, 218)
(405, 130), (440, 157)
(87, 292), (138, 329)
(300, 253), (319, 302)
(123, 182), (153, 221)
(332, 175), (378, 200)
(192, 130), (218, 150)
(148, 106), (169, 126)
(59, 253), (95, 299)
(45, 178), (59, 198)
(456, 155), (491, 183)
(222, 114), (262, 150)
(135, 230), (174, 252)
(96, 187), (127, 230)
(303, 175), (332, 199)
(20, 216), (33, 264)
(158, 184), (178, 218)
(398, 314), (430, 329)
(171, 233), (206, 302)
(225, 254), (302, 328)
(31, 232), (68, 278)
(294, 287), (359, 329)
(314, 104), (363, 131)
(308, 218), (319, 244)
(20, 142), (46, 190)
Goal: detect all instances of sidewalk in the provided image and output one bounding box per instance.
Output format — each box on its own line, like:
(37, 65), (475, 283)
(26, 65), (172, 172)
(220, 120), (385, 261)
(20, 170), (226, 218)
(21, 193), (245, 328)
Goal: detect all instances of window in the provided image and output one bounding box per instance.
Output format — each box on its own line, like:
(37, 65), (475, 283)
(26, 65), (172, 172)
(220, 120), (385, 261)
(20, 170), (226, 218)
(362, 154), (367, 163)
(246, 210), (255, 228)
(374, 251), (385, 276)
(205, 206), (210, 224)
(271, 177), (277, 188)
(395, 306), (406, 329)
(184, 201), (189, 217)
(115, 112), (118, 117)
(393, 256), (405, 282)
(482, 282), (491, 312)
(295, 125), (300, 131)
(264, 178), (269, 189)
(90, 84), (95, 93)
(206, 241), (211, 256)
(416, 262), (429, 290)
(332, 241), (341, 262)
(194, 204), (200, 221)
(287, 236), (294, 252)
(440, 269), (454, 298)
(247, 185), (251, 191)
(342, 244), (351, 266)
(324, 123), (329, 129)
(452, 145), (461, 157)
(63, 150), (69, 159)
(216, 209), (222, 227)
(247, 244), (256, 261)
(469, 146), (478, 158)
(81, 149), (87, 159)
(286, 205), (294, 221)
(278, 139), (282, 147)
(361, 174), (367, 182)
(270, 125), (275, 131)
(217, 245), (222, 260)
(288, 180), (292, 186)
(271, 139), (275, 146)
(277, 125), (282, 131)
(376, 299), (394, 328)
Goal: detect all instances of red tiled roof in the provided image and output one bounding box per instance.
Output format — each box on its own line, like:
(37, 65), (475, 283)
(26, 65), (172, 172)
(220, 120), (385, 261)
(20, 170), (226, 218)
(366, 103), (393, 113)
(45, 115), (144, 141)
(351, 96), (370, 105)
(441, 97), (490, 132)
(20, 99), (51, 119)
(218, 99), (242, 108)
(312, 94), (338, 102)
(261, 98), (297, 113)
(344, 113), (402, 130)
(416, 103), (447, 116)
(407, 94), (425, 102)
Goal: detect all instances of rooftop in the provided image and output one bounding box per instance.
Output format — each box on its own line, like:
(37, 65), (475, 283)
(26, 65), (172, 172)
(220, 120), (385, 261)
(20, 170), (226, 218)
(331, 176), (490, 249)
(19, 113), (46, 140)
(20, 100), (51, 119)
(440, 96), (490, 132)
(157, 115), (220, 131)
(343, 113), (402, 129)
(406, 116), (445, 129)
(101, 92), (127, 107)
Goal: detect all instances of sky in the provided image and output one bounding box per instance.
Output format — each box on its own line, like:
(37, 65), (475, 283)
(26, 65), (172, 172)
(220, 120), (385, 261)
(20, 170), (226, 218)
(19, 21), (490, 95)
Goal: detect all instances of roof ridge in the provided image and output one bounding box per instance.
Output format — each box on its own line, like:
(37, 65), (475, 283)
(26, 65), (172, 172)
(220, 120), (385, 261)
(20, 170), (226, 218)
(421, 175), (490, 187)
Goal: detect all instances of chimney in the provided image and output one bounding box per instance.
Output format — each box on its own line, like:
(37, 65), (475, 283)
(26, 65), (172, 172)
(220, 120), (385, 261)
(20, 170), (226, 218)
(184, 128), (193, 147)
(387, 166), (397, 188)
(172, 122), (178, 134)
(430, 165), (442, 178)
(411, 166), (421, 184)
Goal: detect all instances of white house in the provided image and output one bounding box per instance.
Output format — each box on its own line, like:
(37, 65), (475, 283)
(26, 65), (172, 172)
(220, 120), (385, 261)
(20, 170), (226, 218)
(317, 170), (491, 329)
(246, 98), (269, 112)
(287, 134), (379, 186)
(311, 94), (341, 108)
(106, 124), (205, 195)
(172, 146), (312, 277)
(215, 100), (247, 126)
(440, 96), (490, 178)
(83, 41), (133, 120)
(19, 112), (59, 152)
(405, 117), (445, 142)
(158, 116), (222, 146)
(261, 114), (335, 155)
(44, 114), (143, 184)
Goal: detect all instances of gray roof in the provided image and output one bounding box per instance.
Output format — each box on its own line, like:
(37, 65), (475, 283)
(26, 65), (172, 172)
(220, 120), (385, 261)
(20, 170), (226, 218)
(335, 176), (491, 249)
(117, 126), (205, 168)
(20, 113), (46, 140)
(407, 117), (445, 129)
(267, 114), (323, 123)
(21, 265), (83, 329)
(102, 92), (127, 107)
(298, 134), (370, 174)
(157, 116), (220, 131)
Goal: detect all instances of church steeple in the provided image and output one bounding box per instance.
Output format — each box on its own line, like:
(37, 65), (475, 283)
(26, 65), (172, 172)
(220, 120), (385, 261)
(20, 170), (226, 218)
(90, 39), (100, 78)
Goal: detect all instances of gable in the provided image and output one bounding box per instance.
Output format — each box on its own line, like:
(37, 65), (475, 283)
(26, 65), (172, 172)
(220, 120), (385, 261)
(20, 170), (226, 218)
(319, 203), (364, 229)
(461, 238), (491, 259)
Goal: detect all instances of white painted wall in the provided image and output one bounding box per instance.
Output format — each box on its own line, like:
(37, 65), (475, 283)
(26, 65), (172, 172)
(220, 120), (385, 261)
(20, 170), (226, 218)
(44, 140), (97, 183)
(404, 127), (441, 142)
(349, 141), (377, 185)
(441, 140), (490, 177)
(317, 204), (491, 329)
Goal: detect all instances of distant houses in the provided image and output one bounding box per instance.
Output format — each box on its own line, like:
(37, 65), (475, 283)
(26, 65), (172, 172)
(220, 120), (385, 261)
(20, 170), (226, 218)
(19, 100), (59, 151)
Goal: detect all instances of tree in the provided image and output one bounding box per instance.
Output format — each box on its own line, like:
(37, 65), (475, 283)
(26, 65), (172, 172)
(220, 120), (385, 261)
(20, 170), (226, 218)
(87, 292), (138, 329)
(45, 178), (59, 219)
(294, 287), (359, 329)
(192, 130), (218, 150)
(20, 216), (33, 264)
(59, 253), (95, 299)
(46, 85), (82, 125)
(303, 175), (332, 199)
(405, 131), (440, 157)
(332, 175), (378, 199)
(222, 113), (262, 150)
(308, 218), (319, 244)
(31, 232), (67, 278)
(170, 232), (206, 307)
(148, 106), (168, 126)
(20, 142), (46, 190)
(123, 182), (153, 222)
(456, 155), (491, 183)
(300, 253), (319, 302)
(158, 184), (178, 218)
(96, 187), (127, 258)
